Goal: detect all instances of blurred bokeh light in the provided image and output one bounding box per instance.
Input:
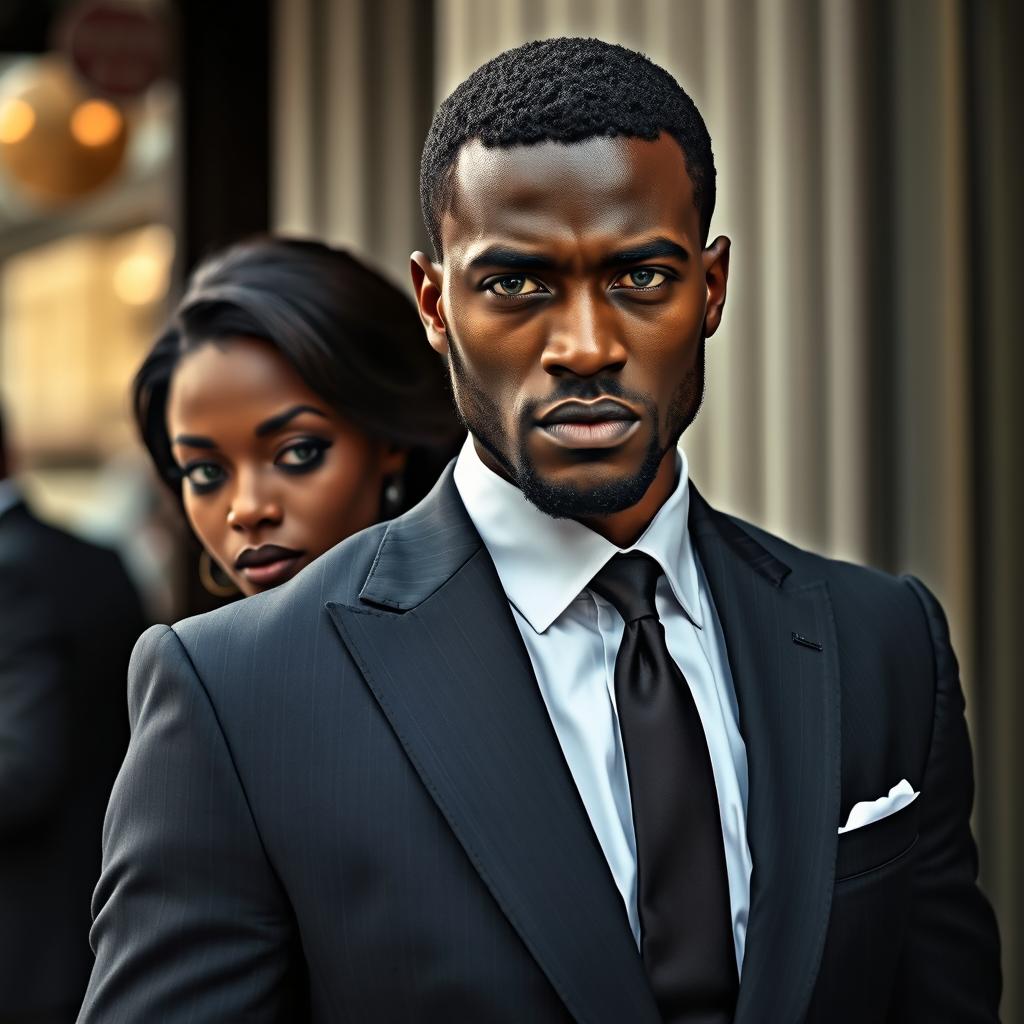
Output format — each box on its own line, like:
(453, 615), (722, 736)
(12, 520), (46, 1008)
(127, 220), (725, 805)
(0, 97), (36, 145)
(70, 97), (122, 147)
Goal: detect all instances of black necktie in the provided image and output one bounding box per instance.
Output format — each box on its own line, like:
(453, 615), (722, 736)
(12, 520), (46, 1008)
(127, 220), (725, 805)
(590, 552), (738, 1023)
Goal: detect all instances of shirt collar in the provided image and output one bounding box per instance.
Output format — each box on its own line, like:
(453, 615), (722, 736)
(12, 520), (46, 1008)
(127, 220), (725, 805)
(0, 479), (21, 521)
(453, 437), (704, 634)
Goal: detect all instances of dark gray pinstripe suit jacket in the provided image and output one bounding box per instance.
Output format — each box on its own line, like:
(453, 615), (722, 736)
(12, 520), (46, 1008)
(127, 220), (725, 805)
(78, 468), (1001, 1023)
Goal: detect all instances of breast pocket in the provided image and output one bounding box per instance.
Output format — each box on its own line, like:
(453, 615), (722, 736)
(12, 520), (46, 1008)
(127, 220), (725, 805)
(835, 796), (920, 882)
(805, 797), (922, 1022)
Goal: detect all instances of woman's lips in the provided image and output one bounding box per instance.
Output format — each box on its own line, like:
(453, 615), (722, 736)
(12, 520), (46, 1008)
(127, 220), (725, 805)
(537, 419), (640, 449)
(234, 545), (306, 589)
(239, 554), (305, 588)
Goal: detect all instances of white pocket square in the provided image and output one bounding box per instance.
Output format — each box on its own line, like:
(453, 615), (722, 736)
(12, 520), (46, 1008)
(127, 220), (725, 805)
(838, 779), (919, 835)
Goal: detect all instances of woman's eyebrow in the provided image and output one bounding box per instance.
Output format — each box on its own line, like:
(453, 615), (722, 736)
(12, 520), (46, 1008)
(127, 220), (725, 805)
(254, 404), (329, 437)
(172, 434), (216, 449)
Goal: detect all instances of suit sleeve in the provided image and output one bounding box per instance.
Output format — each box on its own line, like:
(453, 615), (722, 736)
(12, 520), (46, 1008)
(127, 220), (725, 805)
(79, 624), (296, 1023)
(887, 577), (1002, 1022)
(0, 572), (70, 836)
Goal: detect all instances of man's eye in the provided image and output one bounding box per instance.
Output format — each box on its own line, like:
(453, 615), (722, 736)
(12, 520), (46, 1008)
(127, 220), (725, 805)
(613, 268), (668, 290)
(488, 275), (544, 297)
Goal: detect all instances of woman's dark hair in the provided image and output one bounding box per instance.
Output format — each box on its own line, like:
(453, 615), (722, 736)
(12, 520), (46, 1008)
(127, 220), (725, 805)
(134, 237), (462, 516)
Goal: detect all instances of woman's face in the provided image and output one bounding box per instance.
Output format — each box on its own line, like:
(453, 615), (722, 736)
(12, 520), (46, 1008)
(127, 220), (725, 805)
(166, 336), (405, 596)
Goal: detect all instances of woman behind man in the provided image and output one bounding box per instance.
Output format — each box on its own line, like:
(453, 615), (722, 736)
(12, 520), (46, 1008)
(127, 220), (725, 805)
(71, 237), (457, 1021)
(134, 237), (461, 598)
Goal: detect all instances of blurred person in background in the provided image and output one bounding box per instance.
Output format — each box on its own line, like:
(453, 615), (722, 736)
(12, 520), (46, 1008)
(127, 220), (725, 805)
(0, 407), (145, 1024)
(131, 237), (462, 600)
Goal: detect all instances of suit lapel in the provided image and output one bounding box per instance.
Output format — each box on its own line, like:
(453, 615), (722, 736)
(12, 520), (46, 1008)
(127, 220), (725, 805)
(327, 471), (660, 1024)
(689, 489), (841, 1024)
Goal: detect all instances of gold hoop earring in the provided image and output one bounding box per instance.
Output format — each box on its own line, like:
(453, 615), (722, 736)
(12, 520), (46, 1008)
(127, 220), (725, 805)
(198, 549), (239, 597)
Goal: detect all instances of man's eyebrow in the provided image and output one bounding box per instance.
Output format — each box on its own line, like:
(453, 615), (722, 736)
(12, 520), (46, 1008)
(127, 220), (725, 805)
(255, 404), (329, 437)
(602, 238), (691, 267)
(466, 239), (690, 273)
(172, 434), (216, 449)
(467, 247), (557, 272)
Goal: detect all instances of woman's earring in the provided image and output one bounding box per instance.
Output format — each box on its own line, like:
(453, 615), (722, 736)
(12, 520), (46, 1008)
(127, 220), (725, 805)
(382, 477), (405, 518)
(198, 549), (239, 597)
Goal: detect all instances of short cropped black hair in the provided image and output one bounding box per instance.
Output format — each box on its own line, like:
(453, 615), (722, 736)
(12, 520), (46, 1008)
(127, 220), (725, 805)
(420, 37), (716, 259)
(134, 238), (462, 515)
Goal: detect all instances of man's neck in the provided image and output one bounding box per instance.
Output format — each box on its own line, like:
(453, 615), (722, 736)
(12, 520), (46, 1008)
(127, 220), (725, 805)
(578, 450), (678, 548)
(472, 437), (679, 549)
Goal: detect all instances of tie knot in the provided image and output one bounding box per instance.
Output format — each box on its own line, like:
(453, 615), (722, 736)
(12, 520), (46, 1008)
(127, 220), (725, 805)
(589, 552), (663, 623)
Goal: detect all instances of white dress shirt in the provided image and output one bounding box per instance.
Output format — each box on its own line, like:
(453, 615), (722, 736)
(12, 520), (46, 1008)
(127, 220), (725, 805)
(453, 438), (752, 971)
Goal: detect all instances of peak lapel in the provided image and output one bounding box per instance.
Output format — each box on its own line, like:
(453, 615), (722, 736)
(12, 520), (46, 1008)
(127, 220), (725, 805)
(328, 472), (660, 1024)
(689, 489), (841, 1024)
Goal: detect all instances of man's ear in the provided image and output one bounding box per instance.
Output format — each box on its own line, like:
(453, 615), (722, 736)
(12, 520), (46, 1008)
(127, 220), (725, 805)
(701, 235), (731, 339)
(410, 252), (449, 356)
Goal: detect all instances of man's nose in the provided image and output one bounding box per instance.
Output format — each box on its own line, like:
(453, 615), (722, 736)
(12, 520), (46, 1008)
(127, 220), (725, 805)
(226, 470), (283, 533)
(540, 288), (627, 377)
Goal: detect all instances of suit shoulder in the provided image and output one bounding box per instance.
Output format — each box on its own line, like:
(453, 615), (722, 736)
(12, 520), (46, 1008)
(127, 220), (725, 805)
(719, 514), (943, 692)
(1, 508), (140, 612)
(721, 511), (924, 610)
(2, 506), (123, 570)
(171, 521), (387, 668)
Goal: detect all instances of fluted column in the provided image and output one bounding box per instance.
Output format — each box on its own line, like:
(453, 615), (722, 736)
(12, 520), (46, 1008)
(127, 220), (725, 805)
(273, 0), (434, 284)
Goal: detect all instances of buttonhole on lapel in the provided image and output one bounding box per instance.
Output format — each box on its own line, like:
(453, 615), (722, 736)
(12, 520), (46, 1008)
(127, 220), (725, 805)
(791, 631), (823, 651)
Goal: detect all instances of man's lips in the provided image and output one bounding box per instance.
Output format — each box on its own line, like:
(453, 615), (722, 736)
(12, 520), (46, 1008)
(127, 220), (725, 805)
(537, 398), (639, 426)
(535, 398), (641, 449)
(234, 544), (305, 587)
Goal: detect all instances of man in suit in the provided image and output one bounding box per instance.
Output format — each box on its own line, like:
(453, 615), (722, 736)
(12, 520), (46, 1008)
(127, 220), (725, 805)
(80, 38), (1001, 1023)
(0, 409), (146, 1023)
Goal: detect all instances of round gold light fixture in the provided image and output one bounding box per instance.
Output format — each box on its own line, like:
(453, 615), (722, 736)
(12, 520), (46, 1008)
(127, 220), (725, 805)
(0, 57), (129, 206)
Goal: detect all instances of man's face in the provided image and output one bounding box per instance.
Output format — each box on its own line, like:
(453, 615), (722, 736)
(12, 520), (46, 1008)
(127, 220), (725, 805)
(413, 133), (729, 521)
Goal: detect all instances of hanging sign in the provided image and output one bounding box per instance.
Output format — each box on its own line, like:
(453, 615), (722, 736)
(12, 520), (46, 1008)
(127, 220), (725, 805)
(60, 1), (167, 98)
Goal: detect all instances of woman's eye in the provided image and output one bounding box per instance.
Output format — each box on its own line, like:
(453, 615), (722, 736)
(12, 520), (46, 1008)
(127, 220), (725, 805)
(183, 462), (225, 491)
(277, 439), (330, 471)
(613, 268), (668, 290)
(488, 275), (544, 297)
